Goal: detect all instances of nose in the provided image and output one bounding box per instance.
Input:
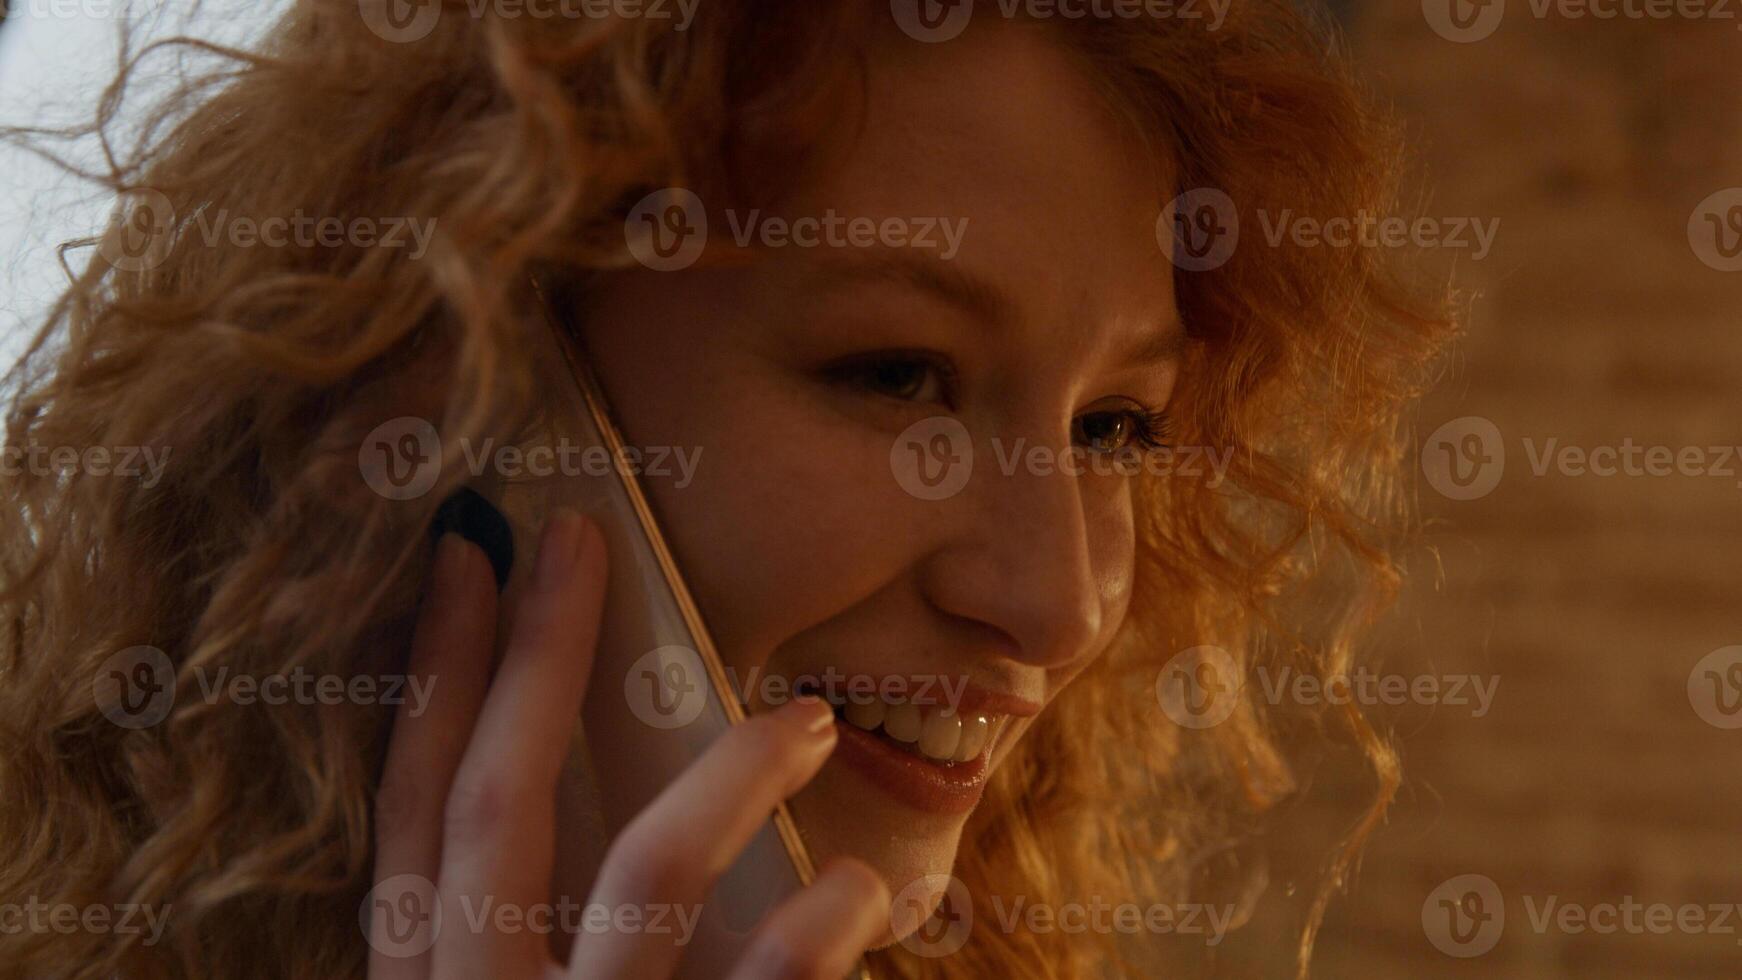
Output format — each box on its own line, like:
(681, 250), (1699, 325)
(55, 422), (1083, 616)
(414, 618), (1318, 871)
(916, 433), (1108, 670)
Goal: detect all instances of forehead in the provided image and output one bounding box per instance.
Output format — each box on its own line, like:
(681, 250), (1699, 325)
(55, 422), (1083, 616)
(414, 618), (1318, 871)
(770, 22), (1178, 364)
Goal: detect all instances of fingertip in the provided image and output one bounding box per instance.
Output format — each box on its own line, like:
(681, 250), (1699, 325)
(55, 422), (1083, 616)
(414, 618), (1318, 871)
(821, 857), (892, 917)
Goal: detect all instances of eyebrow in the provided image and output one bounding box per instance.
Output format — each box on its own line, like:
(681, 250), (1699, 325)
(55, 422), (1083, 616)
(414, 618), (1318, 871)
(797, 246), (1186, 366)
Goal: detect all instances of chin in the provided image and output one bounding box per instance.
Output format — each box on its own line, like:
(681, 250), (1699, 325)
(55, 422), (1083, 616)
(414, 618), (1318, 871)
(789, 731), (977, 938)
(787, 699), (1034, 949)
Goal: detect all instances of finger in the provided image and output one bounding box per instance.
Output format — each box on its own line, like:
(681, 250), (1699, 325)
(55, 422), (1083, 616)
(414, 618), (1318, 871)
(566, 696), (838, 980)
(433, 509), (607, 980)
(724, 859), (890, 980)
(368, 533), (497, 978)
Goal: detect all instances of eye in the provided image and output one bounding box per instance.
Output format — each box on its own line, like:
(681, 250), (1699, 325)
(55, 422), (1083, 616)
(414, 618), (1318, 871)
(1071, 404), (1172, 455)
(824, 351), (955, 407)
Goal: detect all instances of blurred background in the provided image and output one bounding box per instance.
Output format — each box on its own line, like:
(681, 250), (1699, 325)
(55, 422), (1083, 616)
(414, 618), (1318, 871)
(1242, 4), (1742, 978)
(3, 2), (1739, 977)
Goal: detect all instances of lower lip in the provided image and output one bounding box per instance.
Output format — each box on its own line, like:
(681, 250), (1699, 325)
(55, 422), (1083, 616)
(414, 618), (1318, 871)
(828, 718), (992, 815)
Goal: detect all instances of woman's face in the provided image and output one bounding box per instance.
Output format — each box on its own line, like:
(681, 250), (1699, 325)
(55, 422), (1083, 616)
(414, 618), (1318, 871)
(581, 24), (1180, 900)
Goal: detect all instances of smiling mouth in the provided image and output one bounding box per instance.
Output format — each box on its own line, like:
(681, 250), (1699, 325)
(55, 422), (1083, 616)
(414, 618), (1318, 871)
(786, 677), (1033, 814)
(826, 694), (998, 765)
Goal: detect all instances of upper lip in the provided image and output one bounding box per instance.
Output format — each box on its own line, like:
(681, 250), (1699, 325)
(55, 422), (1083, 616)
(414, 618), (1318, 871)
(952, 685), (1042, 718)
(793, 671), (1044, 718)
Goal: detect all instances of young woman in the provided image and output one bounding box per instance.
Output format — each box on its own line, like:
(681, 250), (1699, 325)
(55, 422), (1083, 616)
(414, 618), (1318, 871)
(0, 1), (1453, 977)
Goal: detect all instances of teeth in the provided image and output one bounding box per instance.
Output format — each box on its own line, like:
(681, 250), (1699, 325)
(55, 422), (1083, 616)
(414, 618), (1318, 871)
(919, 709), (963, 760)
(823, 692), (997, 765)
(882, 702), (923, 743)
(953, 714), (990, 763)
(842, 697), (886, 732)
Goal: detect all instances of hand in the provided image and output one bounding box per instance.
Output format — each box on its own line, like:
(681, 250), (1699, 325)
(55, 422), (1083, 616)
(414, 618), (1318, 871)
(366, 509), (888, 980)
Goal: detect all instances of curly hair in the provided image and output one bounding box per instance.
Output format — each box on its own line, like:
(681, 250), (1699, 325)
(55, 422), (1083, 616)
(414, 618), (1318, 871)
(0, 2), (1454, 978)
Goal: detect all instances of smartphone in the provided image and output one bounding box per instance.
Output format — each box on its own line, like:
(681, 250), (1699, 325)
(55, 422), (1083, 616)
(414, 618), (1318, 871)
(464, 279), (872, 980)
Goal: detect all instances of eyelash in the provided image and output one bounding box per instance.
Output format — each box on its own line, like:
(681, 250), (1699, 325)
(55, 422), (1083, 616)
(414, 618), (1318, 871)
(824, 351), (1172, 455)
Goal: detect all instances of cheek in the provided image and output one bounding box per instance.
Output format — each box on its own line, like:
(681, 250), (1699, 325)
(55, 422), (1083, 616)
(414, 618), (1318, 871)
(1084, 483), (1138, 645)
(637, 391), (928, 670)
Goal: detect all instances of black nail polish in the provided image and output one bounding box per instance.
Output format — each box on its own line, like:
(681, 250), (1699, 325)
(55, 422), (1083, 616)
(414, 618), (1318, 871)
(429, 487), (514, 592)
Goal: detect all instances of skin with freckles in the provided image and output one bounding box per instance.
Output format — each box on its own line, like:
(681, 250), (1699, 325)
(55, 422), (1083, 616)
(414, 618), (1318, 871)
(580, 23), (1181, 906)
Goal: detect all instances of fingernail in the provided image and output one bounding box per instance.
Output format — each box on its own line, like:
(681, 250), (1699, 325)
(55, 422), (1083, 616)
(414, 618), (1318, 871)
(784, 694), (838, 736)
(535, 508), (586, 589)
(433, 532), (470, 596)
